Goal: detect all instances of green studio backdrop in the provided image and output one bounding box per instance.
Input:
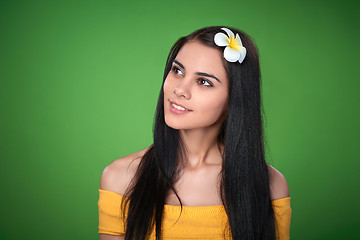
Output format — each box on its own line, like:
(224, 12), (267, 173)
(1, 0), (359, 239)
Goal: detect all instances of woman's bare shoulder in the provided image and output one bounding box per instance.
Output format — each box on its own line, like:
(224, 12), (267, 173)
(267, 164), (290, 200)
(99, 147), (150, 195)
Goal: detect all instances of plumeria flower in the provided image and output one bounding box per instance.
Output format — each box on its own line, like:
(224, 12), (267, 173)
(214, 27), (247, 63)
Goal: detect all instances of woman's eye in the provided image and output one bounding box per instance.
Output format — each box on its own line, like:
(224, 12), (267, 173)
(198, 78), (213, 87)
(172, 66), (184, 76)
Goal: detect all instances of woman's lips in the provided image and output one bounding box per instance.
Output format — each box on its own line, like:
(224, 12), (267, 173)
(169, 100), (193, 114)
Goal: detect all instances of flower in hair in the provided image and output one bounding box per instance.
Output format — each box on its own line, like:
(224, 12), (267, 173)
(214, 27), (246, 63)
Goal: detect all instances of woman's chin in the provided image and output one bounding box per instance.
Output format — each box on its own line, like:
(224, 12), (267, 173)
(164, 120), (184, 130)
(164, 119), (217, 131)
(164, 118), (193, 130)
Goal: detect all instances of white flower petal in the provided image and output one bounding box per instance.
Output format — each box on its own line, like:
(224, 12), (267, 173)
(221, 27), (235, 39)
(238, 47), (247, 63)
(235, 33), (243, 46)
(224, 46), (241, 62)
(214, 33), (229, 47)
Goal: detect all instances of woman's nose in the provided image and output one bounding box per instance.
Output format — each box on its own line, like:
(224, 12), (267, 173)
(173, 82), (191, 100)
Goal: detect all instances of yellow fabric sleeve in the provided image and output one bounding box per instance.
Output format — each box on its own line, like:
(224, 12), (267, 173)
(272, 197), (292, 240)
(98, 189), (291, 239)
(98, 189), (125, 235)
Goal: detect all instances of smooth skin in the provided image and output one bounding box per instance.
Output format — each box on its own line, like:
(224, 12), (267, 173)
(99, 41), (289, 239)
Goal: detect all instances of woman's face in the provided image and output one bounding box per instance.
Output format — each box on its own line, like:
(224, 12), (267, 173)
(163, 40), (229, 131)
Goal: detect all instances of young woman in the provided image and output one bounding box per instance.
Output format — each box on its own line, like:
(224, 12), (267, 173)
(98, 26), (291, 240)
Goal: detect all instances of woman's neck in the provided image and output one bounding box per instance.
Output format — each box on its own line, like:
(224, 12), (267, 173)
(179, 126), (223, 169)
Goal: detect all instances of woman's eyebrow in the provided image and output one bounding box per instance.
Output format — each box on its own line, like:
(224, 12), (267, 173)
(173, 60), (185, 69)
(195, 72), (221, 83)
(173, 59), (221, 83)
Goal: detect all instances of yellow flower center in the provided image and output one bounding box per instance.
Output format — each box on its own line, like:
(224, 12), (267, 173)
(227, 36), (241, 50)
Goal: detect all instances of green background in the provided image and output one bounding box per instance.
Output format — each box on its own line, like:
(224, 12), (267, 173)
(1, 0), (359, 239)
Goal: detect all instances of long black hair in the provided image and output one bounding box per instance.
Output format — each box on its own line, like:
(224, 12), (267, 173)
(121, 26), (275, 240)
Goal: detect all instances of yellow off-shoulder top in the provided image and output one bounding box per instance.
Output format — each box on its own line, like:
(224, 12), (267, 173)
(98, 189), (291, 239)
